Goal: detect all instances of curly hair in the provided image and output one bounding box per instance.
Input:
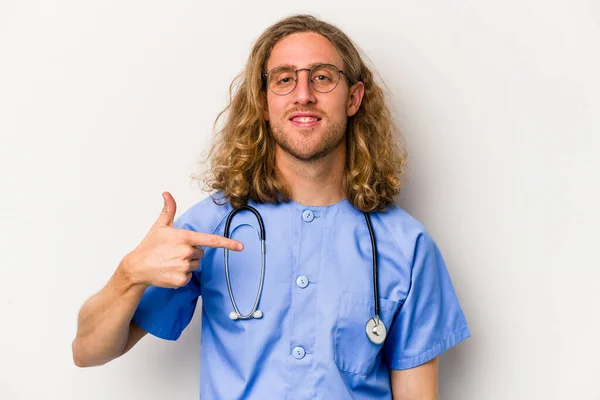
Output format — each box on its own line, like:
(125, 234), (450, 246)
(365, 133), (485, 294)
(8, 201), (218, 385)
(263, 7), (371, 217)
(199, 14), (407, 212)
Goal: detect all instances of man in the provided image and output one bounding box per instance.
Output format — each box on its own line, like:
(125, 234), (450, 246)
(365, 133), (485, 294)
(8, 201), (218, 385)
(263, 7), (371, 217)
(72, 14), (470, 399)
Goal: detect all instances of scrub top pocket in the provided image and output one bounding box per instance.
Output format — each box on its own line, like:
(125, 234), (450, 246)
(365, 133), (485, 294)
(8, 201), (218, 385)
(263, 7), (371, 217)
(334, 292), (400, 376)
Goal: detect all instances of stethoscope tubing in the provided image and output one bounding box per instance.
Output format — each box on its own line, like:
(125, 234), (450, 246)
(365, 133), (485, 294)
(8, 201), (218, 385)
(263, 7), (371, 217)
(364, 212), (381, 323)
(224, 205), (266, 319)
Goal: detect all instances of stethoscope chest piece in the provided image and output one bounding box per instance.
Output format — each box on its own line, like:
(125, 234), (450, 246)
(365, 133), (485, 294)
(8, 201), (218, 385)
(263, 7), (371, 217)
(366, 317), (387, 345)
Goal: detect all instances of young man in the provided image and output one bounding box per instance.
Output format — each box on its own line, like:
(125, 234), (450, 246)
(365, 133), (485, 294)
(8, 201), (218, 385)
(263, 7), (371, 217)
(72, 14), (470, 399)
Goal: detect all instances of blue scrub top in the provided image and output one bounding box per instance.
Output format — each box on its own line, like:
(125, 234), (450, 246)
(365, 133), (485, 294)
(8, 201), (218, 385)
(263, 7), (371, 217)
(132, 195), (471, 399)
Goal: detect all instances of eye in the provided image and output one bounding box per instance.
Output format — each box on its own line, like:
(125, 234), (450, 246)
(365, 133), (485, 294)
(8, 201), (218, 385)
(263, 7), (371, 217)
(311, 65), (337, 84)
(270, 69), (295, 87)
(314, 75), (331, 82)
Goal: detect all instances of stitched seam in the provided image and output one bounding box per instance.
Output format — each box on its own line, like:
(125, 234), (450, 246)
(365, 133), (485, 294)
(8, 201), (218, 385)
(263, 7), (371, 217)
(373, 212), (412, 269)
(390, 324), (470, 364)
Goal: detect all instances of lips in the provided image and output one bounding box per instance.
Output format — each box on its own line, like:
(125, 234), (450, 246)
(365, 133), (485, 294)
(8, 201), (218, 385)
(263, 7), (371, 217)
(291, 116), (319, 123)
(289, 112), (322, 120)
(288, 112), (322, 128)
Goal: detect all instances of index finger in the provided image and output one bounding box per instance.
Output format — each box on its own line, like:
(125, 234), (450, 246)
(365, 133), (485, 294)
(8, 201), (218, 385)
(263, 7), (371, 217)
(183, 230), (244, 251)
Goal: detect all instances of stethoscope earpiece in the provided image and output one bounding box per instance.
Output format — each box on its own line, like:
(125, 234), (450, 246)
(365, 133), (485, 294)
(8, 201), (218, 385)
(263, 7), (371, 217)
(229, 310), (262, 320)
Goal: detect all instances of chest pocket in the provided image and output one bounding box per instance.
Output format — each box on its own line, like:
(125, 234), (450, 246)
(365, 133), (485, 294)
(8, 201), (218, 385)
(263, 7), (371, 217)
(334, 292), (400, 376)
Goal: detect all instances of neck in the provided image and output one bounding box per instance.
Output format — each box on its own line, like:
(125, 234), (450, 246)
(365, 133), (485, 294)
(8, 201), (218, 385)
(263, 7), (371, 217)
(276, 143), (346, 207)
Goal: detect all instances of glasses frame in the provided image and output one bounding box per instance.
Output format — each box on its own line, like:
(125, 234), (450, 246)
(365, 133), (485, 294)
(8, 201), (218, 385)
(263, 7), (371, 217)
(262, 63), (349, 96)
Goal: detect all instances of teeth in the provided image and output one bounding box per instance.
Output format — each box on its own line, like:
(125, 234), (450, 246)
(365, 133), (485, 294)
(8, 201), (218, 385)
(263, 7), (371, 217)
(295, 117), (317, 122)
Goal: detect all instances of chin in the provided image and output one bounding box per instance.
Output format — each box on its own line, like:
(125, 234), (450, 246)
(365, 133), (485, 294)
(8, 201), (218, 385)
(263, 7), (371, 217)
(271, 120), (346, 162)
(290, 144), (336, 162)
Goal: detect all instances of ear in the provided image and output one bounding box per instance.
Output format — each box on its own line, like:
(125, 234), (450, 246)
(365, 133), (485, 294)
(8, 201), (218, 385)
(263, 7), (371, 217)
(346, 81), (365, 117)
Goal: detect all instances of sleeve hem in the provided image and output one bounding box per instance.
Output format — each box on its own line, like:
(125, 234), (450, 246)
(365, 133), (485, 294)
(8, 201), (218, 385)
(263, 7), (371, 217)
(131, 313), (183, 341)
(386, 325), (471, 370)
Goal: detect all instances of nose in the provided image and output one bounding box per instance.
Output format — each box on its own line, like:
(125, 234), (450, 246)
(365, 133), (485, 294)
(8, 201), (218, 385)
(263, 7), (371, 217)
(292, 70), (317, 105)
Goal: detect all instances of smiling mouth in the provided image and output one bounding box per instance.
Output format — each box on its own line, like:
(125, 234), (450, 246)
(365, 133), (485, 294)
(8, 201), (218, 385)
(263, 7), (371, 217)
(291, 116), (320, 123)
(288, 111), (323, 128)
(289, 117), (322, 129)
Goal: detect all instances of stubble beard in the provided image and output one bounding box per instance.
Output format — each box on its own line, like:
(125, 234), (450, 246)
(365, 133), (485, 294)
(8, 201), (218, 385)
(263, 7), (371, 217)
(269, 118), (347, 163)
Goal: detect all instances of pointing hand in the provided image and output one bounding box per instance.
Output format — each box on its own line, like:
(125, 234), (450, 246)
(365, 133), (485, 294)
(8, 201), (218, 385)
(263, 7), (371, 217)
(121, 192), (243, 289)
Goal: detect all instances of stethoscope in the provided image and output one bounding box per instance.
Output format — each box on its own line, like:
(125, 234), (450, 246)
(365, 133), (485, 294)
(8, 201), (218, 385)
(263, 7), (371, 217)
(223, 205), (387, 346)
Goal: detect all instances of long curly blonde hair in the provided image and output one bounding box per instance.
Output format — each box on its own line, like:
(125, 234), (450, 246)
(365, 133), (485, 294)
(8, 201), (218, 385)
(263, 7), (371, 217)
(200, 14), (407, 212)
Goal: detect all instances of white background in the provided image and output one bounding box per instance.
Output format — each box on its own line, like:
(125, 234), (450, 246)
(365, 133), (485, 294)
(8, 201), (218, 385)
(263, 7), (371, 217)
(1, 0), (599, 399)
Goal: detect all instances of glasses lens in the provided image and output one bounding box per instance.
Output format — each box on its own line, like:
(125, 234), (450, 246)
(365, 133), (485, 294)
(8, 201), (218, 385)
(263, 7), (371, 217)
(310, 65), (340, 93)
(269, 67), (296, 95)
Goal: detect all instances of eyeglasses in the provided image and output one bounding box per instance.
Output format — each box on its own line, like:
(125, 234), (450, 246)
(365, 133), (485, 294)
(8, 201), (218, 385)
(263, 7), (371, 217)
(262, 63), (347, 96)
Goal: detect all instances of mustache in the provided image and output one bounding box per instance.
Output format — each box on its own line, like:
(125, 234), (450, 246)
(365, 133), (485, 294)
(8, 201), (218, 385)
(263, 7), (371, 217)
(284, 108), (328, 119)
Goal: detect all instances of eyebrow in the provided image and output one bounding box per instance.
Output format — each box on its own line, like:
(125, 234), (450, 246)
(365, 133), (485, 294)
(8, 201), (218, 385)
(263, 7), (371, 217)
(269, 62), (340, 71)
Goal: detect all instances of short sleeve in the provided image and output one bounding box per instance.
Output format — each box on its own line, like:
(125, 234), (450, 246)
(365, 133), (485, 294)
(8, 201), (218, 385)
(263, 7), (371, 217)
(384, 232), (471, 370)
(130, 216), (202, 341)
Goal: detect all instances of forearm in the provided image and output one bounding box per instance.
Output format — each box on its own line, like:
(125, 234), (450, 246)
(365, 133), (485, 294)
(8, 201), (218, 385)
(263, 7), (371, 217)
(72, 261), (147, 367)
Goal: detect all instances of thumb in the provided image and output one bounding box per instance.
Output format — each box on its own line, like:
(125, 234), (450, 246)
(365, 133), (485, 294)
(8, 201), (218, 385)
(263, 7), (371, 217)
(155, 191), (177, 227)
